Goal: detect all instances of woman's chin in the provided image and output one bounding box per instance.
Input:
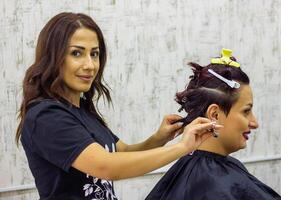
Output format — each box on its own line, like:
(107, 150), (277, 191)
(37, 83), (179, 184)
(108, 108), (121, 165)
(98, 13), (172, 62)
(79, 86), (92, 93)
(238, 143), (247, 151)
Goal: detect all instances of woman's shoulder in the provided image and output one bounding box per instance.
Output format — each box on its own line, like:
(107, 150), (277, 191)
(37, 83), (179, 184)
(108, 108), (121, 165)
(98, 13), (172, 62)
(25, 99), (75, 121)
(171, 150), (248, 176)
(227, 154), (248, 171)
(22, 99), (84, 139)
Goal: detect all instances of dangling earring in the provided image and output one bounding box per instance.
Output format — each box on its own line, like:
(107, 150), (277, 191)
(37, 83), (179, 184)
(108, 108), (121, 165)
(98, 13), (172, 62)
(211, 119), (219, 138)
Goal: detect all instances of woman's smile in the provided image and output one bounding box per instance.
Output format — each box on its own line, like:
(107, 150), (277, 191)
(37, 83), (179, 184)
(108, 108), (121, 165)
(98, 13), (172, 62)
(77, 74), (94, 82)
(242, 131), (251, 140)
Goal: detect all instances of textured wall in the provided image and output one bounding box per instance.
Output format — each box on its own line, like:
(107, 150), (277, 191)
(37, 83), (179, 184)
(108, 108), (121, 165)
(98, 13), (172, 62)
(0, 0), (281, 199)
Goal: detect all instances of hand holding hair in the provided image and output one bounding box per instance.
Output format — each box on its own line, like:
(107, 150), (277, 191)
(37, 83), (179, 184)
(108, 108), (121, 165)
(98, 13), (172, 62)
(153, 114), (184, 144)
(179, 117), (223, 151)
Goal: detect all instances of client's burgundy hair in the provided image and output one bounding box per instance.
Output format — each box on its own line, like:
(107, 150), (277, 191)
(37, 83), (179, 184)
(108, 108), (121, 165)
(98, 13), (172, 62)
(176, 59), (249, 126)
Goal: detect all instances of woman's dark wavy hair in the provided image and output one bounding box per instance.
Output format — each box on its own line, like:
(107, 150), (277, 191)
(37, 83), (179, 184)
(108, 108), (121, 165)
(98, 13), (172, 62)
(16, 12), (111, 145)
(176, 58), (249, 126)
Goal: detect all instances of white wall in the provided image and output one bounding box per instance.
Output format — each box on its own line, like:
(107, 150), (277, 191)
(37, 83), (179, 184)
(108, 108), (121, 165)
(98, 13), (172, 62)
(0, 0), (280, 199)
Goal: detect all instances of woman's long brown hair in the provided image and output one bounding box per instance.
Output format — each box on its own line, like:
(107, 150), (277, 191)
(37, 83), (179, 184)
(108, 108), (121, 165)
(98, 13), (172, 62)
(16, 12), (111, 145)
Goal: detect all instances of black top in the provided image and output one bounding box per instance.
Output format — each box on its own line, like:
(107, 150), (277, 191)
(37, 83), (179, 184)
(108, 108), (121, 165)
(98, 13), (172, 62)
(146, 150), (281, 200)
(21, 99), (119, 200)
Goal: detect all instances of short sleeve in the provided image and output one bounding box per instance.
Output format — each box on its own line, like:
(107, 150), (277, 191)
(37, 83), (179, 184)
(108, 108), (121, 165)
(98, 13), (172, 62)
(109, 130), (119, 143)
(28, 102), (95, 172)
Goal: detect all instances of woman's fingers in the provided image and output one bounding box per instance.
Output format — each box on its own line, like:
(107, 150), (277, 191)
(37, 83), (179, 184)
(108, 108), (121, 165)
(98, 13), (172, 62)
(185, 120), (223, 136)
(165, 114), (182, 123)
(170, 121), (183, 131)
(173, 127), (184, 139)
(193, 122), (223, 135)
(163, 114), (183, 132)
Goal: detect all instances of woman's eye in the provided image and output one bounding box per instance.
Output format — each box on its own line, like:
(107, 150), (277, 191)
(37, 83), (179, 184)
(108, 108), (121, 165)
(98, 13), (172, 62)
(91, 51), (99, 58)
(244, 109), (251, 115)
(71, 50), (81, 57)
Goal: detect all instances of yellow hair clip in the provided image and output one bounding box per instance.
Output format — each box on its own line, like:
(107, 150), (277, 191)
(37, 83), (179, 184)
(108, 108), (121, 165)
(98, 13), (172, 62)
(211, 48), (240, 67)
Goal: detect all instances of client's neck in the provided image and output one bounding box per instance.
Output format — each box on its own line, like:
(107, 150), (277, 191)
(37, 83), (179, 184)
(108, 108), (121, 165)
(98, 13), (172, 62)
(197, 138), (230, 156)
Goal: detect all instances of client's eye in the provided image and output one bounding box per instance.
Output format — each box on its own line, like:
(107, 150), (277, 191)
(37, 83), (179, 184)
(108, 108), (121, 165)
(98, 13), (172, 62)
(243, 109), (251, 115)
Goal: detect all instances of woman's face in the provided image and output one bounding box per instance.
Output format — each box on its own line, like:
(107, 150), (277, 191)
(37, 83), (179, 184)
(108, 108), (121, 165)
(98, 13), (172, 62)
(62, 28), (100, 99)
(217, 85), (259, 154)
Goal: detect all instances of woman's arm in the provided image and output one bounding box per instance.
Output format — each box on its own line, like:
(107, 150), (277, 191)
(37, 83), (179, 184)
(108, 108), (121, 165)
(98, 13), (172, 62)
(72, 141), (187, 180)
(72, 117), (221, 180)
(117, 114), (184, 152)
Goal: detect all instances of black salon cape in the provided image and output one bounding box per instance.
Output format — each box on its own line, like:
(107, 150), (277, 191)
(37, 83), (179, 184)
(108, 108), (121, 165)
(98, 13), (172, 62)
(146, 150), (281, 200)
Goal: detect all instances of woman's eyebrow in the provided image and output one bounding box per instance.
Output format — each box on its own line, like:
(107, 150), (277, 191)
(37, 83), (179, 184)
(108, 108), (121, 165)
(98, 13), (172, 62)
(246, 103), (253, 107)
(69, 45), (85, 50)
(69, 45), (99, 50)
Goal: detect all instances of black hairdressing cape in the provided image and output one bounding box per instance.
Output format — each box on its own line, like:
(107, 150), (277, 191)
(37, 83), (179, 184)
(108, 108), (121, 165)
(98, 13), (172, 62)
(146, 150), (281, 200)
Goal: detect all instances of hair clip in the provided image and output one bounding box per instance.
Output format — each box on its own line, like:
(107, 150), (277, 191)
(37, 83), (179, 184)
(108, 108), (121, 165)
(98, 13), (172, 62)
(211, 48), (240, 67)
(208, 69), (240, 89)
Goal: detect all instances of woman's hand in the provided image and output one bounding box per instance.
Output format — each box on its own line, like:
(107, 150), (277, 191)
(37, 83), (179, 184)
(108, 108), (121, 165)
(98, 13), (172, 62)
(153, 114), (184, 145)
(179, 117), (223, 152)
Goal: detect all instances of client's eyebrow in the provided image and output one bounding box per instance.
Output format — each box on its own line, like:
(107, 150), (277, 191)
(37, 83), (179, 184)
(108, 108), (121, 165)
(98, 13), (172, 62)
(246, 103), (253, 107)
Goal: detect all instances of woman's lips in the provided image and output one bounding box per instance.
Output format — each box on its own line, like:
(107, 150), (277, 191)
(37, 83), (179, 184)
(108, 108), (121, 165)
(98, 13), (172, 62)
(242, 132), (251, 140)
(77, 75), (93, 81)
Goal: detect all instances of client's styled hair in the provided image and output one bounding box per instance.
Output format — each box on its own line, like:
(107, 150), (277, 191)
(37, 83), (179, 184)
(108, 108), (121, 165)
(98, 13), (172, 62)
(176, 58), (249, 126)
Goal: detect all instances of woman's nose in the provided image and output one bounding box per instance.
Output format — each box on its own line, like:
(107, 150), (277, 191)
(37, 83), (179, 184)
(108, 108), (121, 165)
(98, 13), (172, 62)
(83, 56), (95, 70)
(249, 116), (259, 129)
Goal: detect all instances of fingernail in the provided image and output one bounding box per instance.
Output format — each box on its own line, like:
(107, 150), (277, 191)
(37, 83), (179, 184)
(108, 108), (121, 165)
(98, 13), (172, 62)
(177, 122), (184, 126)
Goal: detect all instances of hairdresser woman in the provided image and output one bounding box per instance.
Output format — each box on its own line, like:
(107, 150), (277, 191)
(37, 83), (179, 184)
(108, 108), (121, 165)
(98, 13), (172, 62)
(15, 12), (221, 199)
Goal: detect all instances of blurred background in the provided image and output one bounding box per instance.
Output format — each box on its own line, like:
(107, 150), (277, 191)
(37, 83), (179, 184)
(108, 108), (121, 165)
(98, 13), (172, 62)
(0, 0), (280, 199)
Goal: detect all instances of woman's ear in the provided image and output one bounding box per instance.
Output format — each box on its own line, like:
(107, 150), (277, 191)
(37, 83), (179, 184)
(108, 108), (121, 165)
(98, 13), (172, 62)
(206, 104), (220, 121)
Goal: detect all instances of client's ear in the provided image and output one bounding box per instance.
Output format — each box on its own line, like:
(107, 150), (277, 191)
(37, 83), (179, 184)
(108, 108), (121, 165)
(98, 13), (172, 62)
(206, 104), (220, 121)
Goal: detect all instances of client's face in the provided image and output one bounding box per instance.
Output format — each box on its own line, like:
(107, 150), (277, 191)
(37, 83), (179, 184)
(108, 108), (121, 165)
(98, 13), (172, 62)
(217, 85), (259, 154)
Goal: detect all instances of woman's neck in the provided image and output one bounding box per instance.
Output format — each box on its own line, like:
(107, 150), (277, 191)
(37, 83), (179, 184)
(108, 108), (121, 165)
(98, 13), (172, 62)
(197, 138), (229, 156)
(61, 93), (81, 107)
